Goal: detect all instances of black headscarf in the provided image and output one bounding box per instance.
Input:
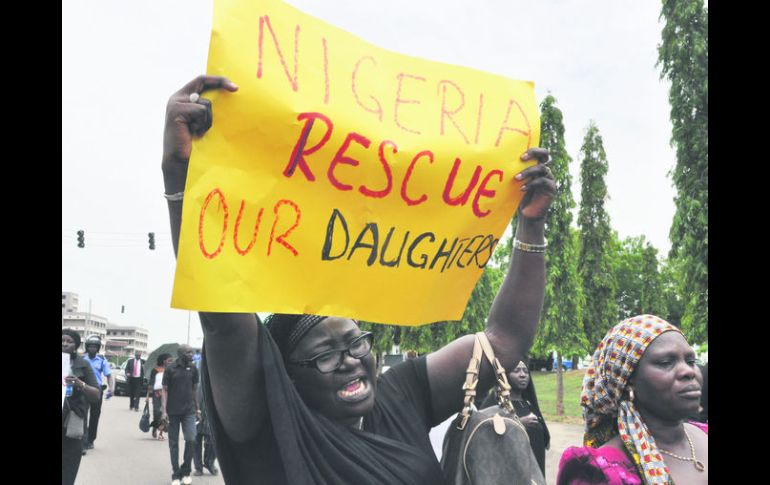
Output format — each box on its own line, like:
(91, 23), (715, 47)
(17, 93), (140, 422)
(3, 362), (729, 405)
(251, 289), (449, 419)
(62, 328), (89, 420)
(264, 313), (328, 361)
(201, 315), (441, 485)
(479, 370), (551, 448)
(62, 328), (81, 357)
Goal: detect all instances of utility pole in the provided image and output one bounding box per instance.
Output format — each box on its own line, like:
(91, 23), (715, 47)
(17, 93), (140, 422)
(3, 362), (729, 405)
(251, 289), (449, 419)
(187, 311), (191, 346)
(86, 299), (92, 354)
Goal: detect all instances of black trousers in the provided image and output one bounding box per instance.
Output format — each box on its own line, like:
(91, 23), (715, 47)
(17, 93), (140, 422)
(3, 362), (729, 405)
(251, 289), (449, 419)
(128, 378), (142, 409)
(83, 389), (103, 445)
(193, 431), (217, 471)
(62, 425), (83, 485)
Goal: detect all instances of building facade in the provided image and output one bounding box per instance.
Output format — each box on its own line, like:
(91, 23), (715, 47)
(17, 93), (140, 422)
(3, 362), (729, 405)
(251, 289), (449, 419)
(106, 324), (149, 358)
(62, 312), (109, 354)
(62, 292), (79, 315)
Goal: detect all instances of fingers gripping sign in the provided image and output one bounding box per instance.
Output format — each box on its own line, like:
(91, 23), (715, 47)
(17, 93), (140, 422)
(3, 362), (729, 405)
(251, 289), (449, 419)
(163, 75), (239, 165)
(162, 75), (239, 195)
(515, 148), (555, 221)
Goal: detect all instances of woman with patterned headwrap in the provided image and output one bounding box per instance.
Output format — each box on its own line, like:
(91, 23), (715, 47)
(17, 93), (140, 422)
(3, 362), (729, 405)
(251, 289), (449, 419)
(161, 75), (556, 484)
(556, 315), (708, 485)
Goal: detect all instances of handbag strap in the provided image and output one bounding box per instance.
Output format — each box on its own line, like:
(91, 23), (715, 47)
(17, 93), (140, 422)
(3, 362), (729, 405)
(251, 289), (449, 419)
(475, 332), (515, 414)
(456, 335), (484, 430)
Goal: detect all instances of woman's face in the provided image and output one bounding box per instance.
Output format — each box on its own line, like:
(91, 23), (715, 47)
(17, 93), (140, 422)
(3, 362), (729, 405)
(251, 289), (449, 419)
(288, 317), (377, 425)
(631, 331), (702, 420)
(62, 334), (77, 354)
(164, 357), (174, 367)
(509, 361), (530, 390)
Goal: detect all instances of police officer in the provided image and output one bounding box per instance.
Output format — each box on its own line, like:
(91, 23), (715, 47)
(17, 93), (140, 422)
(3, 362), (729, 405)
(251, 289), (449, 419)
(82, 335), (114, 453)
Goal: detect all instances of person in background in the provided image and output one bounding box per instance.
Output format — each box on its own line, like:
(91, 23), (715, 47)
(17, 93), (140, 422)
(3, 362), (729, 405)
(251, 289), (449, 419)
(557, 315), (707, 485)
(193, 356), (218, 476)
(125, 350), (146, 411)
(479, 360), (550, 476)
(161, 344), (201, 485)
(147, 353), (174, 440)
(62, 329), (100, 485)
(81, 335), (114, 454)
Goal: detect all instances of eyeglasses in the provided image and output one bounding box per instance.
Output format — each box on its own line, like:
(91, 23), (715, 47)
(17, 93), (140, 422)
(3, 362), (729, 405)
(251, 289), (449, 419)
(288, 332), (374, 374)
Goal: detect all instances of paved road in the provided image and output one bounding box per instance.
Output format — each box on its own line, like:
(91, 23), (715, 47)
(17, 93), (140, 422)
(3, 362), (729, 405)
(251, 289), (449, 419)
(76, 395), (224, 485)
(78, 395), (582, 484)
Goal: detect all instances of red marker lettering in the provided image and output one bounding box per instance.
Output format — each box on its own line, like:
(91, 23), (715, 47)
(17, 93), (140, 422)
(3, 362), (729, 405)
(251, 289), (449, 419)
(401, 150), (433, 206)
(442, 158), (481, 206)
(198, 188), (229, 259)
(328, 132), (371, 191)
(494, 99), (531, 148)
(472, 170), (503, 218)
(394, 73), (425, 135)
(268, 199), (301, 256)
(359, 140), (396, 199)
(257, 16), (300, 92)
(437, 80), (469, 144)
(233, 202), (265, 256)
(351, 57), (383, 121)
(285, 112), (334, 181)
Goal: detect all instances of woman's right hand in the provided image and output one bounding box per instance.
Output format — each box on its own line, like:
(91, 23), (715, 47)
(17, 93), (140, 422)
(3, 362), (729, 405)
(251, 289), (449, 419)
(519, 413), (539, 426)
(162, 75), (238, 193)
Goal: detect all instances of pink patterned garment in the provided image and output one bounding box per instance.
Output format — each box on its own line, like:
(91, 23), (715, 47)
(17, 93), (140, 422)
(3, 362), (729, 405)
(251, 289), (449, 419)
(556, 422), (707, 485)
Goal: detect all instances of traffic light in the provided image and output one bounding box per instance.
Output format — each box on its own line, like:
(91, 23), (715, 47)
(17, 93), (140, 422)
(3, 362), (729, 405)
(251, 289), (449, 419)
(148, 232), (155, 250)
(77, 230), (85, 248)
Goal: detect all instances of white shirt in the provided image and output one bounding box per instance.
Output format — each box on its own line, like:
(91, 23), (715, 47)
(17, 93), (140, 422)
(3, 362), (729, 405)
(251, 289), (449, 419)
(153, 371), (164, 391)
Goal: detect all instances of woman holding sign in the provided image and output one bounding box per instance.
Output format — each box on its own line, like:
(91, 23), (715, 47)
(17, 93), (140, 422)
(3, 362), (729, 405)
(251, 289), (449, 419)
(162, 75), (555, 484)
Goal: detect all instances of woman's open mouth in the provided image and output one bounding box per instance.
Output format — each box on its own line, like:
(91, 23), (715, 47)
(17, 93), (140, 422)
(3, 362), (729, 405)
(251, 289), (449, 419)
(337, 377), (372, 403)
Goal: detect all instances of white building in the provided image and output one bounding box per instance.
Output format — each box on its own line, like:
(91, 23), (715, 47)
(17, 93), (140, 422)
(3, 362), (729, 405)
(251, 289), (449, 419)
(62, 292), (79, 315)
(107, 324), (149, 358)
(62, 312), (109, 354)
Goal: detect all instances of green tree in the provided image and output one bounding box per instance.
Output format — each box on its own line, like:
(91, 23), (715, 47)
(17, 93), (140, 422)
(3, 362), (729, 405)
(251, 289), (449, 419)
(577, 123), (618, 347)
(658, 0), (708, 342)
(660, 257), (686, 329)
(639, 243), (668, 317)
(530, 95), (585, 415)
(614, 234), (668, 321)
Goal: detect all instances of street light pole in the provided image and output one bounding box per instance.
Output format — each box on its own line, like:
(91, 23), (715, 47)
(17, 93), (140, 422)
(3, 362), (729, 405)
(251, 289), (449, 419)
(187, 311), (191, 346)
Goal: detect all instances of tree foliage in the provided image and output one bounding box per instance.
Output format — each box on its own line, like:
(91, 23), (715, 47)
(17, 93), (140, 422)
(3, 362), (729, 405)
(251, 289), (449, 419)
(613, 234), (668, 321)
(577, 123), (618, 346)
(658, 0), (708, 342)
(531, 95), (586, 362)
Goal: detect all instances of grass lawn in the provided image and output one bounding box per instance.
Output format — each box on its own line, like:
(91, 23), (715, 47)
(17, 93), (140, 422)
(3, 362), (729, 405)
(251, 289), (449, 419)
(531, 370), (586, 425)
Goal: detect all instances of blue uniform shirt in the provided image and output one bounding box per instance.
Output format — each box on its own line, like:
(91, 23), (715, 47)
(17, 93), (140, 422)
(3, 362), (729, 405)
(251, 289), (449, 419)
(83, 354), (112, 387)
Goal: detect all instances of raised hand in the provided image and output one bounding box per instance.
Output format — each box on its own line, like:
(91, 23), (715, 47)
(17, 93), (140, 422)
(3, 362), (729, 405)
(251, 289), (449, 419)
(162, 75), (238, 193)
(515, 148), (555, 221)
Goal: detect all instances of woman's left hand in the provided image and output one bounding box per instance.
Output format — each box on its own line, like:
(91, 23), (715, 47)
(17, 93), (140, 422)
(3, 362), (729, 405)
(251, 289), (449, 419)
(515, 148), (556, 221)
(64, 375), (84, 390)
(519, 413), (539, 426)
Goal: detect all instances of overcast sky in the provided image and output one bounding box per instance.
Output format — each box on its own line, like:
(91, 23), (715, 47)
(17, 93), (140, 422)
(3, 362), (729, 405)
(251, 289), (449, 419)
(63, 0), (680, 350)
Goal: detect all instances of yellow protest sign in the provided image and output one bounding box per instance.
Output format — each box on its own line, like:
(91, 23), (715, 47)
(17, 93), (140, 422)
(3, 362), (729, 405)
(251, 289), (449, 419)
(171, 0), (539, 325)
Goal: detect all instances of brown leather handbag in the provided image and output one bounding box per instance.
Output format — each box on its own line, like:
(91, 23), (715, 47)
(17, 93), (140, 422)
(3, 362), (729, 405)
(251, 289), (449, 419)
(440, 332), (546, 485)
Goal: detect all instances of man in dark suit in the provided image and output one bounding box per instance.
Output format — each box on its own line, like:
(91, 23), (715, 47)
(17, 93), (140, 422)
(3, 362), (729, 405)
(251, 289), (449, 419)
(125, 350), (146, 411)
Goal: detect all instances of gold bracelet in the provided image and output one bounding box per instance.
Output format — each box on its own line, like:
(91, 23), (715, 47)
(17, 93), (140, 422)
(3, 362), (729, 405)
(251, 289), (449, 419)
(513, 238), (547, 253)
